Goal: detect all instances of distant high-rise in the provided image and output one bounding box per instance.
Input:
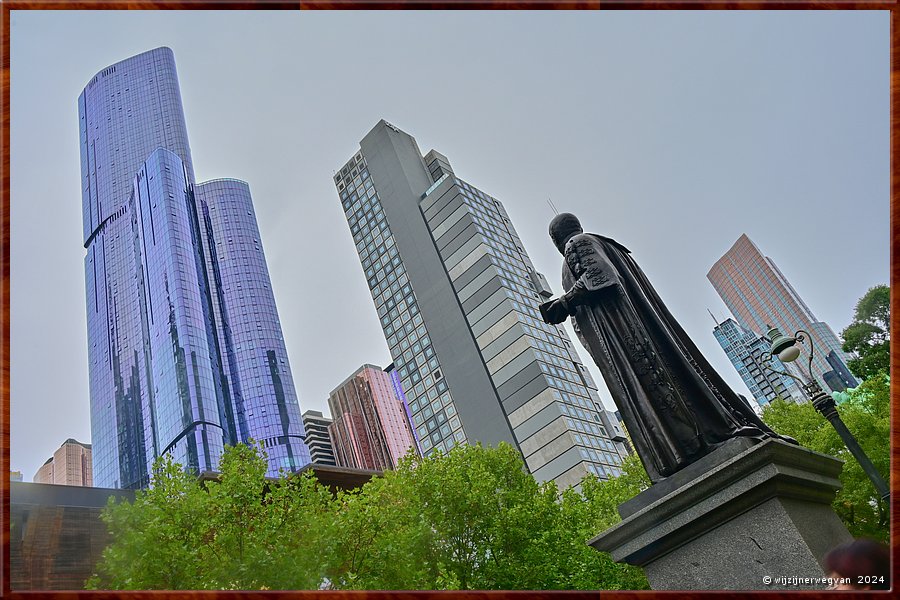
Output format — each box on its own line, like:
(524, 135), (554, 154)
(384, 362), (422, 452)
(333, 121), (625, 488)
(80, 48), (309, 488)
(302, 410), (336, 466)
(712, 317), (804, 408)
(328, 365), (418, 471)
(33, 439), (93, 487)
(707, 234), (857, 393)
(10, 471), (24, 483)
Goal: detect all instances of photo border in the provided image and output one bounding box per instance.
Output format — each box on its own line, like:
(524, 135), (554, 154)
(1, 1), (895, 597)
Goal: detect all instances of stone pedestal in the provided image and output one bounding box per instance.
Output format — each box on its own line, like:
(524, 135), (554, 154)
(589, 438), (853, 590)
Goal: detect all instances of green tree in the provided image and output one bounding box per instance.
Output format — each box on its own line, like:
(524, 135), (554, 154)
(576, 452), (650, 533)
(88, 443), (337, 590)
(89, 442), (650, 590)
(326, 461), (439, 589)
(762, 375), (890, 541)
(86, 453), (211, 589)
(331, 443), (649, 590)
(196, 443), (338, 589)
(554, 452), (650, 590)
(841, 284), (890, 379)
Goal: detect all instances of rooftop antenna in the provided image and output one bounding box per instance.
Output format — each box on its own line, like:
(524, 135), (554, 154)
(707, 308), (721, 326)
(547, 197), (559, 215)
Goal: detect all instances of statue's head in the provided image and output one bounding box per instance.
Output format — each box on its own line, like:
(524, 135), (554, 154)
(549, 213), (583, 254)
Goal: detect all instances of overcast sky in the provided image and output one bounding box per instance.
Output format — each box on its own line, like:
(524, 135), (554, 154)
(10, 10), (888, 482)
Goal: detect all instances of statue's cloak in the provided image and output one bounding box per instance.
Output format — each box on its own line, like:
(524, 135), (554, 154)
(562, 233), (779, 482)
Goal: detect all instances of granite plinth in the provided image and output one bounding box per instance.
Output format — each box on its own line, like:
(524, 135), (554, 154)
(619, 436), (757, 518)
(590, 438), (852, 590)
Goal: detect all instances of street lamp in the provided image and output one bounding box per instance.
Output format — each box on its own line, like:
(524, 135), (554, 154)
(760, 325), (890, 503)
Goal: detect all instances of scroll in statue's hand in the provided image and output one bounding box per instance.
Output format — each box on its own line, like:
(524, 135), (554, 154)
(539, 299), (570, 325)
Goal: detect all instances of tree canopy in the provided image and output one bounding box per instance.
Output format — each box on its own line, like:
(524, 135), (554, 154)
(841, 284), (890, 380)
(762, 374), (890, 542)
(88, 442), (649, 591)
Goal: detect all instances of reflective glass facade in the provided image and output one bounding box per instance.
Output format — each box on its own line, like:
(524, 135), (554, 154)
(712, 318), (803, 409)
(132, 150), (227, 478)
(81, 48), (308, 488)
(194, 180), (309, 473)
(707, 234), (858, 393)
(334, 121), (628, 489)
(385, 363), (421, 451)
(79, 48), (194, 244)
(327, 365), (418, 471)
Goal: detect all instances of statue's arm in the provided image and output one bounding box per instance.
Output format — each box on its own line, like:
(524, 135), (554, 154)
(558, 235), (622, 316)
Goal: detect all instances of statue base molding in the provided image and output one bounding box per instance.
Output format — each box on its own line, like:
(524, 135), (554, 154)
(589, 438), (853, 590)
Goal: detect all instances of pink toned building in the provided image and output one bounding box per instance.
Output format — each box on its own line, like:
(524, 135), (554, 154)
(328, 365), (418, 470)
(707, 234), (857, 393)
(33, 439), (93, 486)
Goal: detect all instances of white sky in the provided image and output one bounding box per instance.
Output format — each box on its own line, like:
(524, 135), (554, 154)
(9, 10), (889, 482)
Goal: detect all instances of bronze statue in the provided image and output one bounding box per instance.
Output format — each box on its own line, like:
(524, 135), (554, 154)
(541, 213), (794, 483)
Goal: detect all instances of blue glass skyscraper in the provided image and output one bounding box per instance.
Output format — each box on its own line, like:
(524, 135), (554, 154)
(711, 317), (803, 409)
(80, 48), (309, 488)
(193, 179), (308, 470)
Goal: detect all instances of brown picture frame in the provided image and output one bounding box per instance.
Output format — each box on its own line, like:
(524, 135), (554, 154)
(1, 2), (894, 598)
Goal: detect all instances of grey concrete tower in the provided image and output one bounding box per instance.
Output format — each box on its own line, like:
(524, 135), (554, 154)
(333, 121), (628, 489)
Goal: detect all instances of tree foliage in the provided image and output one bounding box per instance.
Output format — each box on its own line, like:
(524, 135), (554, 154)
(762, 374), (890, 542)
(88, 442), (649, 591)
(87, 443), (337, 590)
(332, 444), (648, 590)
(841, 284), (890, 380)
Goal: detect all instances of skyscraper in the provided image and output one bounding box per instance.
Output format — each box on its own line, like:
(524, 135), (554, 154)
(384, 362), (422, 452)
(193, 179), (308, 472)
(33, 439), (93, 487)
(80, 48), (309, 488)
(707, 234), (857, 393)
(333, 121), (626, 489)
(302, 410), (336, 466)
(327, 364), (418, 471)
(712, 317), (803, 409)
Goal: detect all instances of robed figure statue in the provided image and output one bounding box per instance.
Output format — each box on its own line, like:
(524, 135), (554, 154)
(541, 213), (793, 483)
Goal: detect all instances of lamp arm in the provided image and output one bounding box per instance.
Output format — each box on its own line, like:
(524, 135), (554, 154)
(756, 351), (808, 386)
(793, 329), (816, 381)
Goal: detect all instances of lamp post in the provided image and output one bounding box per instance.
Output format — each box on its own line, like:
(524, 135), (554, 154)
(759, 325), (889, 503)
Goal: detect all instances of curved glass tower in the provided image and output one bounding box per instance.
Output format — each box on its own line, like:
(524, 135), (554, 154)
(194, 179), (309, 472)
(79, 47), (194, 242)
(80, 48), (308, 488)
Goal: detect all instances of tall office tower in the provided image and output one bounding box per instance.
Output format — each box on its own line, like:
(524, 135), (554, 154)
(823, 352), (858, 391)
(33, 440), (93, 487)
(302, 410), (336, 466)
(10, 471), (24, 482)
(333, 121), (625, 488)
(712, 317), (804, 409)
(593, 405), (632, 460)
(80, 48), (308, 488)
(707, 234), (858, 393)
(193, 179), (309, 471)
(328, 364), (418, 471)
